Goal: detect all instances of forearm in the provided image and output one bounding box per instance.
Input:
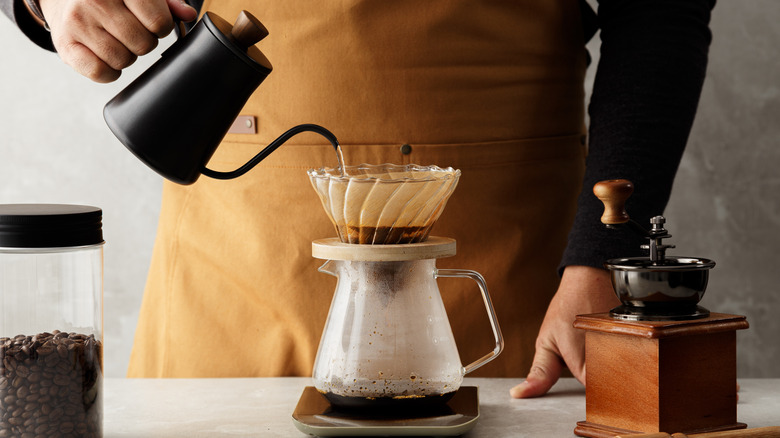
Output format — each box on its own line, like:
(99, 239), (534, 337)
(560, 0), (716, 271)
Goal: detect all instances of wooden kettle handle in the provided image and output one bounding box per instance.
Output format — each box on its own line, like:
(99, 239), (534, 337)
(593, 179), (634, 225)
(231, 10), (269, 49)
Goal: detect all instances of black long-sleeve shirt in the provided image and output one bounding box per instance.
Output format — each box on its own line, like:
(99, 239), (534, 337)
(1, 0), (716, 272)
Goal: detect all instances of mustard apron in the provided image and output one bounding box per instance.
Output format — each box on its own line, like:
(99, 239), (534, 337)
(128, 0), (588, 377)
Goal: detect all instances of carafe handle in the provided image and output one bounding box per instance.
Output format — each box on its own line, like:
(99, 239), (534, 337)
(434, 269), (504, 374)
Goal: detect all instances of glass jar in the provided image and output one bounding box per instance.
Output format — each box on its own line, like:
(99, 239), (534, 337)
(0, 204), (104, 438)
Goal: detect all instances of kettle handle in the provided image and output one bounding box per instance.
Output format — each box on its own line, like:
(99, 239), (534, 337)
(201, 124), (340, 180)
(434, 269), (504, 375)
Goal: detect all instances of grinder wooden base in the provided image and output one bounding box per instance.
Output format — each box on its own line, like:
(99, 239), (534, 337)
(573, 313), (749, 438)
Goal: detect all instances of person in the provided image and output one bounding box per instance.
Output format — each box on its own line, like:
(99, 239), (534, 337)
(2, 0), (716, 397)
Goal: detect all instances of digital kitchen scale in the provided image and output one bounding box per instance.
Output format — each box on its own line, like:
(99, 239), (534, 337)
(292, 386), (480, 436)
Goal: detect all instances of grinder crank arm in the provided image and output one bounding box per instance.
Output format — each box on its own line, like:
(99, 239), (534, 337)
(594, 179), (679, 262)
(615, 426), (780, 438)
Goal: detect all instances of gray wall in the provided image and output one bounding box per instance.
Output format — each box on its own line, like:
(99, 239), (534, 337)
(665, 2), (780, 378)
(1, 1), (778, 378)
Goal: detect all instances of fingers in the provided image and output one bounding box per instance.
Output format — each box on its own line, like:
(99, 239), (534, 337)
(84, 0), (162, 56)
(125, 0), (195, 38)
(60, 41), (122, 83)
(509, 266), (615, 399)
(53, 15), (139, 81)
(166, 0), (198, 22)
(509, 346), (564, 399)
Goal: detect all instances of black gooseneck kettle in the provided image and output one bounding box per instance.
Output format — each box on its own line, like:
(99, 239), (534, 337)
(103, 10), (339, 185)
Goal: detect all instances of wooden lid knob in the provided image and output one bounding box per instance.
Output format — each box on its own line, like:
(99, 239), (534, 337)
(593, 179), (634, 224)
(231, 11), (268, 49)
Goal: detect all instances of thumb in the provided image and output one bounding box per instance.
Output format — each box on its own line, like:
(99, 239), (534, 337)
(167, 0), (198, 22)
(510, 347), (563, 399)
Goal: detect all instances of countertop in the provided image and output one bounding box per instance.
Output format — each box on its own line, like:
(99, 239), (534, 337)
(103, 378), (779, 437)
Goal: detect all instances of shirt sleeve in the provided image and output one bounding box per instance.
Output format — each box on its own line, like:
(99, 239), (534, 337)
(559, 0), (716, 272)
(1, 0), (55, 51)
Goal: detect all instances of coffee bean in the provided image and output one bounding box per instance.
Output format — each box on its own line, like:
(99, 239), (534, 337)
(43, 354), (58, 367)
(52, 374), (70, 387)
(15, 366), (29, 379)
(1, 331), (102, 437)
(58, 421), (74, 434)
(56, 344), (68, 359)
(34, 345), (53, 357)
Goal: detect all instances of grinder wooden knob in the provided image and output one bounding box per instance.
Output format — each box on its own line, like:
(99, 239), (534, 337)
(231, 10), (269, 49)
(593, 179), (634, 225)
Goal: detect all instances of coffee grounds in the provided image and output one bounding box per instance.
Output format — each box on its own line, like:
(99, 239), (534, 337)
(0, 331), (102, 438)
(339, 225), (430, 244)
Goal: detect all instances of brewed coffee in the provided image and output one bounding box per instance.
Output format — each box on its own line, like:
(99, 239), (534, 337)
(323, 391), (456, 415)
(340, 225), (429, 244)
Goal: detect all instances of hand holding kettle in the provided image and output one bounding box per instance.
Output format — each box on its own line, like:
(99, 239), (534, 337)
(35, 0), (197, 82)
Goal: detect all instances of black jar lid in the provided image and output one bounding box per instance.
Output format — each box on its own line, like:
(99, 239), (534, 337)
(0, 204), (103, 248)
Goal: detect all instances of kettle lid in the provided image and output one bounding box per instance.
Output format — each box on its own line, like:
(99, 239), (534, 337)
(203, 11), (273, 74)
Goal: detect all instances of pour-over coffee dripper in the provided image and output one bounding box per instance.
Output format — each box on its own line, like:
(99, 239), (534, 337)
(307, 164), (460, 244)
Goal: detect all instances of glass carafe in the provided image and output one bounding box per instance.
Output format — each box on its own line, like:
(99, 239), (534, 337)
(311, 237), (503, 411)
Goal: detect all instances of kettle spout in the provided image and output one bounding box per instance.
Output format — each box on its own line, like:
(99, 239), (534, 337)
(318, 260), (338, 277)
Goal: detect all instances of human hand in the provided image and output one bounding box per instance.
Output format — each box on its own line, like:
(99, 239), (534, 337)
(38, 0), (198, 83)
(510, 265), (619, 398)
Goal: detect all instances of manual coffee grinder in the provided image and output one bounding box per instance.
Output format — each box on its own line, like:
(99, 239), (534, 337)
(574, 180), (749, 438)
(292, 164), (504, 436)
